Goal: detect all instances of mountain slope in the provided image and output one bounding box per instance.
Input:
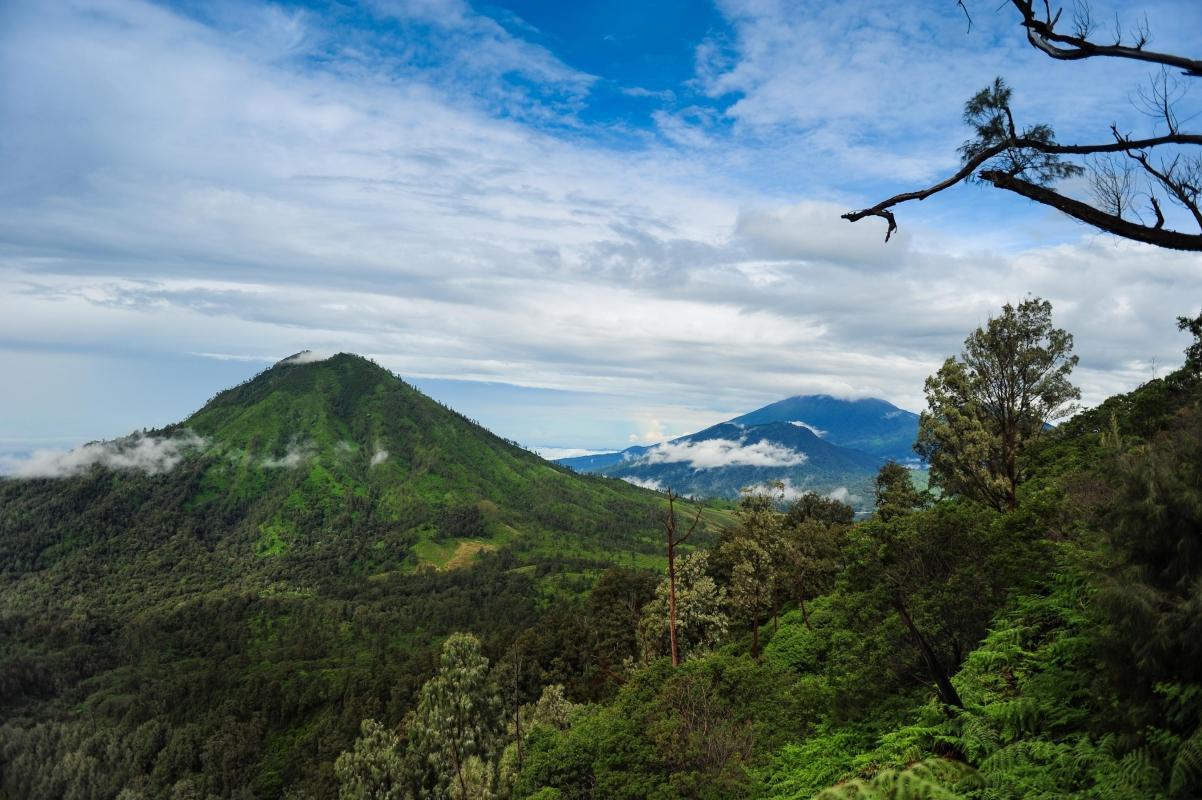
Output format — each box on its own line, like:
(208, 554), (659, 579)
(0, 353), (718, 799)
(558, 394), (919, 505)
(730, 394), (920, 462)
(563, 418), (883, 506)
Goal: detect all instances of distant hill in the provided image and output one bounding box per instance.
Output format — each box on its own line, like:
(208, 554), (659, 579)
(730, 394), (920, 462)
(557, 394), (921, 506)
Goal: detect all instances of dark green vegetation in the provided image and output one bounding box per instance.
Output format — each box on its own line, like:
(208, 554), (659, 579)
(0, 354), (726, 799)
(557, 394), (921, 509)
(6, 305), (1202, 799)
(334, 307), (1202, 799)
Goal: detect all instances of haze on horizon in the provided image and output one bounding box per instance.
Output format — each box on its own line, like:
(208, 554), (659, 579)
(2, 0), (1201, 460)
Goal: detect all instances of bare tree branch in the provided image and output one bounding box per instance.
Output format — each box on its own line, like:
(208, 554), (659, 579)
(842, 131), (1202, 239)
(1009, 0), (1202, 76)
(979, 169), (1202, 250)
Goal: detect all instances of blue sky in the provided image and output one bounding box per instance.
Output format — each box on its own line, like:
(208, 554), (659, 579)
(2, 0), (1201, 465)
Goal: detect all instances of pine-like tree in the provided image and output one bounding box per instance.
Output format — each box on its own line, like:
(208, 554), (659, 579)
(408, 633), (503, 800)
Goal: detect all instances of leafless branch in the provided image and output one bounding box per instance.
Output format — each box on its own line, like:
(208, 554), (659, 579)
(1009, 0), (1202, 76)
(842, 130), (1202, 244)
(979, 169), (1202, 249)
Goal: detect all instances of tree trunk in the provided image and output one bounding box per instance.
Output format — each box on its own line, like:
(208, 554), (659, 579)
(895, 600), (962, 708)
(772, 584), (779, 633)
(751, 608), (761, 660)
(668, 542), (680, 667)
(797, 575), (812, 630)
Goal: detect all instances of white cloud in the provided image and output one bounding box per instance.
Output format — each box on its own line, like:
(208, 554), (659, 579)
(641, 437), (807, 470)
(789, 421), (826, 437)
(825, 486), (862, 505)
(1, 430), (207, 478)
(534, 446), (612, 460)
(280, 350), (332, 365)
(261, 441), (314, 469)
(370, 448), (389, 466)
(621, 475), (664, 491)
(0, 0), (1200, 453)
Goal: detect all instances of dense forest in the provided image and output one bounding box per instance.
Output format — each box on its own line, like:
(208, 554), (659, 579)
(3, 302), (1201, 799)
(0, 354), (724, 799)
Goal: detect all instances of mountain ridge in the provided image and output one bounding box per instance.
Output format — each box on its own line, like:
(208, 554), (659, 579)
(556, 393), (921, 506)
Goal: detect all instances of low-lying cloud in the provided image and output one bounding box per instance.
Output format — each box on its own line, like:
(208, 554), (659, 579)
(641, 437), (808, 470)
(370, 448), (389, 466)
(621, 475), (665, 491)
(279, 350), (332, 365)
(1, 431), (207, 479)
(261, 441), (315, 468)
(789, 421), (827, 437)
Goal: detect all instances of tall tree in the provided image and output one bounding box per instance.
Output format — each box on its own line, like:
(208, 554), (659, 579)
(843, 2), (1202, 251)
(916, 297), (1079, 510)
(723, 490), (787, 658)
(782, 518), (847, 631)
(638, 551), (729, 663)
(334, 719), (407, 800)
(408, 633), (502, 800)
(873, 461), (923, 521)
(662, 489), (703, 667)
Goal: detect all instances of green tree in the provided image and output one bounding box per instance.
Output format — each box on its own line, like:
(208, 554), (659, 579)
(638, 551), (729, 663)
(723, 491), (787, 659)
(409, 633), (503, 800)
(916, 297), (1079, 510)
(784, 492), (855, 527)
(781, 518), (847, 631)
(873, 461), (922, 521)
(1178, 309), (1202, 373)
(334, 719), (406, 800)
(1096, 409), (1202, 797)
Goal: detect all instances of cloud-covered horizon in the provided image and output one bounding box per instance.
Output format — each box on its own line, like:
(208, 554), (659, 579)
(2, 0), (1200, 451)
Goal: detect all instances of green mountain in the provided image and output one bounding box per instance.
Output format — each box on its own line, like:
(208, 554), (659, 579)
(0, 353), (722, 799)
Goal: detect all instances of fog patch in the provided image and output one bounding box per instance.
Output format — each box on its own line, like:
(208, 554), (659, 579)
(370, 449), (389, 467)
(2, 431), (207, 479)
(261, 441), (315, 469)
(621, 475), (664, 491)
(641, 438), (808, 470)
(789, 420), (827, 437)
(279, 350), (333, 365)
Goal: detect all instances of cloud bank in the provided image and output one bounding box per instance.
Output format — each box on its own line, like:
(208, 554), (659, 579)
(641, 438), (808, 470)
(1, 431), (207, 479)
(1, 0), (1200, 453)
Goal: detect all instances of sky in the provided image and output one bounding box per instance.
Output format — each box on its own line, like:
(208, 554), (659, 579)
(2, 0), (1201, 463)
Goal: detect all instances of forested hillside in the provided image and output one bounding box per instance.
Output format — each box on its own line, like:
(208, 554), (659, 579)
(4, 310), (1202, 799)
(0, 354), (721, 799)
(323, 305), (1202, 800)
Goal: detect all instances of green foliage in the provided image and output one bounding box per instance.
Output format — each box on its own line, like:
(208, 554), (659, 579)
(916, 297), (1078, 510)
(873, 462), (922, 521)
(408, 633), (503, 800)
(638, 552), (729, 663)
(334, 719), (406, 800)
(784, 494), (855, 527)
(958, 77), (1083, 186)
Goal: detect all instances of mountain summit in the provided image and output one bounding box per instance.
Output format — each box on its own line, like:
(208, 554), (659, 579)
(557, 394), (921, 506)
(730, 394), (920, 462)
(3, 353), (670, 577)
